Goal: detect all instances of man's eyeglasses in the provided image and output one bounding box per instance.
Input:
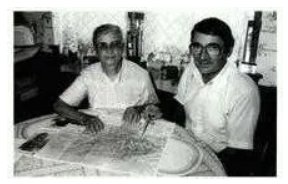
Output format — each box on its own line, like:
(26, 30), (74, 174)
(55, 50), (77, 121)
(96, 41), (124, 51)
(189, 42), (222, 57)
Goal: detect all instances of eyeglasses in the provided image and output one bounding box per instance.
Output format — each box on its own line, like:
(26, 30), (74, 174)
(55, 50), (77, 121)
(189, 42), (222, 57)
(95, 41), (124, 51)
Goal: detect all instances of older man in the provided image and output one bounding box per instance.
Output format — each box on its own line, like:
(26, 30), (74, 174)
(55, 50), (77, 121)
(54, 24), (160, 134)
(174, 18), (260, 175)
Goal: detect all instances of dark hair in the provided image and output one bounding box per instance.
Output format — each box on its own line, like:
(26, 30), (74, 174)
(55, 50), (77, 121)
(191, 17), (235, 54)
(92, 24), (123, 47)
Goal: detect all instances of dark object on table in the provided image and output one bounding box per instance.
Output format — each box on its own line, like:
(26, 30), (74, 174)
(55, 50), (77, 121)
(19, 132), (49, 153)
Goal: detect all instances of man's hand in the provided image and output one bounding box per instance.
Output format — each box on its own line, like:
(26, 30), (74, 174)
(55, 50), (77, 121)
(142, 104), (162, 122)
(122, 106), (144, 125)
(81, 114), (105, 134)
(122, 104), (162, 126)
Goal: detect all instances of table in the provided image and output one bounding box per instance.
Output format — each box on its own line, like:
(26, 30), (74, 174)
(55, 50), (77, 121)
(14, 109), (226, 177)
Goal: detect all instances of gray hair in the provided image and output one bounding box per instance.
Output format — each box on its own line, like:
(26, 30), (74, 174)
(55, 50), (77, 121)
(92, 24), (123, 46)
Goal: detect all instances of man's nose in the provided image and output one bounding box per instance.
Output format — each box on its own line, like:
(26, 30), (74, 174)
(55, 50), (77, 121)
(200, 49), (209, 59)
(105, 46), (114, 54)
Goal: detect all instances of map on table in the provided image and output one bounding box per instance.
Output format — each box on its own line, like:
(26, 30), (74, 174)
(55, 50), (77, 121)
(35, 119), (175, 176)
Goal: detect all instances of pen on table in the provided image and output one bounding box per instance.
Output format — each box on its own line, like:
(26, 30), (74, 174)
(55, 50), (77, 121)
(140, 116), (153, 139)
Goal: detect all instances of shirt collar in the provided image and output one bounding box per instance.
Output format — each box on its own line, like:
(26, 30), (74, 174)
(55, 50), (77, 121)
(189, 57), (234, 86)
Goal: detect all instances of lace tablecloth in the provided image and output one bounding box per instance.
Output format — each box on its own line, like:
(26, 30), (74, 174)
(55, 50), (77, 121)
(14, 109), (226, 177)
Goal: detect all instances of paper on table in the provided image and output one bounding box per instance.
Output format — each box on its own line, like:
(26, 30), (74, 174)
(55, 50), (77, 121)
(60, 136), (98, 163)
(34, 119), (175, 176)
(81, 126), (167, 175)
(36, 133), (78, 160)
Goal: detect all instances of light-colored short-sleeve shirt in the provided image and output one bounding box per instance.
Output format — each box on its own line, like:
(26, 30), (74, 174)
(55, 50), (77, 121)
(175, 59), (260, 152)
(60, 59), (158, 109)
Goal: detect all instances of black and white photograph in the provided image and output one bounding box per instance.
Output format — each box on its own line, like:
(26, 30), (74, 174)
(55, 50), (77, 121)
(4, 1), (283, 180)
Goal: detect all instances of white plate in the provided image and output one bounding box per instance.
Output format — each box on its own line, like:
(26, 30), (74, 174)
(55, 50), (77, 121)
(157, 138), (203, 176)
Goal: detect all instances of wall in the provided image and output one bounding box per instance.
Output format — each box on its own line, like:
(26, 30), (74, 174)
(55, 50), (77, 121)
(17, 11), (276, 87)
(256, 11), (277, 87)
(52, 9), (252, 64)
(52, 10), (277, 87)
(52, 10), (127, 53)
(142, 9), (252, 64)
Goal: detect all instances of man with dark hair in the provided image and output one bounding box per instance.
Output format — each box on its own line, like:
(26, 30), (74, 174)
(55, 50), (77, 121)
(54, 24), (161, 134)
(174, 17), (260, 175)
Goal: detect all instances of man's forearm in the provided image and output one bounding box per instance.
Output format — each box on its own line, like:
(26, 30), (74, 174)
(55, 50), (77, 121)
(53, 99), (87, 123)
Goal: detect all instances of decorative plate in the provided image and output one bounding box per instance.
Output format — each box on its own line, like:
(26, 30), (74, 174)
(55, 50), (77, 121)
(157, 137), (203, 176)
